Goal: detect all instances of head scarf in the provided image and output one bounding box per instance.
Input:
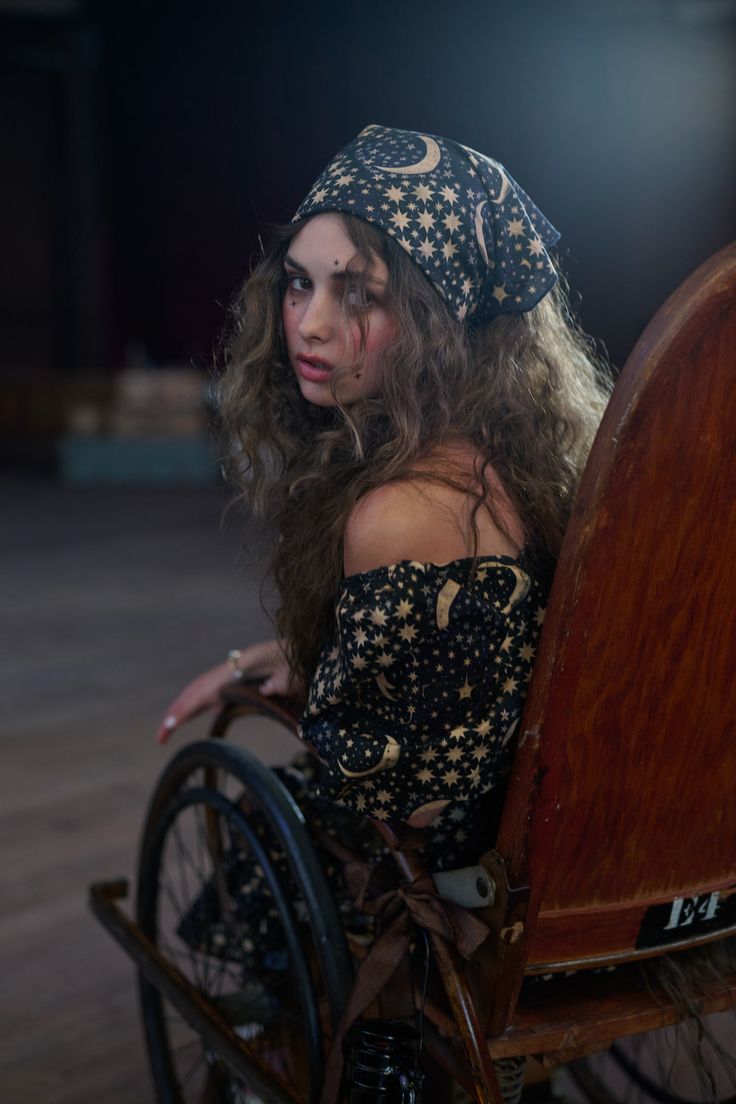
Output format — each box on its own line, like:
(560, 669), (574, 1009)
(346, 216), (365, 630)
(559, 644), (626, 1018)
(292, 123), (560, 325)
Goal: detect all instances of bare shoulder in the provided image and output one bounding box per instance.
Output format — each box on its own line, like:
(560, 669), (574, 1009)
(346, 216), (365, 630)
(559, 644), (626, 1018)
(344, 479), (452, 574)
(343, 464), (523, 577)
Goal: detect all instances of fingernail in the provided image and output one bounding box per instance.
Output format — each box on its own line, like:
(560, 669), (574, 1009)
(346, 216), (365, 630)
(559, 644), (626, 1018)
(164, 715), (177, 728)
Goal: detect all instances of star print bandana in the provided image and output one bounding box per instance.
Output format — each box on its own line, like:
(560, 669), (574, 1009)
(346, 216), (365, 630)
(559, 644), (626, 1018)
(292, 123), (560, 324)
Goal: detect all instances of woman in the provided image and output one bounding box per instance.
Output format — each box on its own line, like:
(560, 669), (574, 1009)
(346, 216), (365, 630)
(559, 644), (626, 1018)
(156, 123), (611, 1098)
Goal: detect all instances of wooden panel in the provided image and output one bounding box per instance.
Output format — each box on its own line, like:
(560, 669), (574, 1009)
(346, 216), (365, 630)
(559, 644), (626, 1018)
(495, 243), (736, 971)
(419, 947), (736, 1062)
(487, 954), (736, 1060)
(527, 880), (736, 971)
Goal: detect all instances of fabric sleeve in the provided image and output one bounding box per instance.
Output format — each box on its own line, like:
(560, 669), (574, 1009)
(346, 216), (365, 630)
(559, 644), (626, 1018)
(298, 559), (539, 824)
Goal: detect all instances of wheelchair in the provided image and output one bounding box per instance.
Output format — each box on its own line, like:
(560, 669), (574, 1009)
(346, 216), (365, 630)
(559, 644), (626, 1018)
(90, 241), (736, 1104)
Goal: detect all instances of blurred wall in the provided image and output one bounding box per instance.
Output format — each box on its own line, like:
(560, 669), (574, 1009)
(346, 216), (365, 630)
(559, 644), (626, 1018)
(1, 0), (735, 463)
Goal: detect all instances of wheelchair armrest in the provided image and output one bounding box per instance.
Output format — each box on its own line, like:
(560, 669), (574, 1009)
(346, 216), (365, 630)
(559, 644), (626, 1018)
(212, 679), (301, 736)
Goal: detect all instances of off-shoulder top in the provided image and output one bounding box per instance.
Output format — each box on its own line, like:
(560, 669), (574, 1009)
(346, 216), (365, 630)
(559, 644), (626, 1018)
(297, 553), (547, 865)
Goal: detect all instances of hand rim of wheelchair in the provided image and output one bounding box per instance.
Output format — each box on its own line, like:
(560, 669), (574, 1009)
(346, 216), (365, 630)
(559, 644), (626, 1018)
(135, 739), (354, 1103)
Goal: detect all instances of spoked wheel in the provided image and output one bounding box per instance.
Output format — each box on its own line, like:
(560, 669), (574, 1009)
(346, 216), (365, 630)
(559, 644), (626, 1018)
(136, 741), (353, 1104)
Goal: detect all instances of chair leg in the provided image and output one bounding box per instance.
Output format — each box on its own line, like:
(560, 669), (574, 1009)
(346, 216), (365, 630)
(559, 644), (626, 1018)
(380, 832), (505, 1104)
(428, 927), (505, 1104)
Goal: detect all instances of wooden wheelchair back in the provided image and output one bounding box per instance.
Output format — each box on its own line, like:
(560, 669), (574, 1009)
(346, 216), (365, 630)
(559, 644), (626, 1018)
(443, 237), (735, 1096)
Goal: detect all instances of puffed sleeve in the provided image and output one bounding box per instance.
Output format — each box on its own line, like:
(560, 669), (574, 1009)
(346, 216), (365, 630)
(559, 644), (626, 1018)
(297, 557), (544, 824)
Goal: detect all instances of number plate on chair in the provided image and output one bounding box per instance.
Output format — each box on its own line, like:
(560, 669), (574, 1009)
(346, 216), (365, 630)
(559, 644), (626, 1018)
(636, 885), (736, 949)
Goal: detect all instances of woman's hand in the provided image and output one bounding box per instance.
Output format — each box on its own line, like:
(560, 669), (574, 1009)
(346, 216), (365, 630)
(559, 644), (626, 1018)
(155, 638), (292, 744)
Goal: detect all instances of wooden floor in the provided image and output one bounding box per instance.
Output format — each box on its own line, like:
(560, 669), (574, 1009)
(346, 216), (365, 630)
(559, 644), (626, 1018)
(1, 477), (298, 1103)
(2, 476), (735, 1103)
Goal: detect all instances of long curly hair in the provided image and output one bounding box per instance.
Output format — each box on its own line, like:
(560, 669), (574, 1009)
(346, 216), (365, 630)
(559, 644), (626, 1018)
(216, 213), (612, 691)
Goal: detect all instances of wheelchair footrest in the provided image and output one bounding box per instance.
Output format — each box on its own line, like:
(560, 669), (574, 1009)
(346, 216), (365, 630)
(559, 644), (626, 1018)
(87, 879), (304, 1104)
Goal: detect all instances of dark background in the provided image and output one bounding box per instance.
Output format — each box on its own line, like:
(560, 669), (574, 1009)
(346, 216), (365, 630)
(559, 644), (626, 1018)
(2, 11), (735, 1097)
(2, 0), (735, 468)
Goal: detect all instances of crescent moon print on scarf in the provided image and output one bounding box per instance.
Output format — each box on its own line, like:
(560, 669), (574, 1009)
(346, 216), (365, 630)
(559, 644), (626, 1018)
(486, 158), (511, 204)
(376, 134), (442, 175)
(474, 201), (491, 267)
(337, 734), (401, 779)
(462, 144), (511, 205)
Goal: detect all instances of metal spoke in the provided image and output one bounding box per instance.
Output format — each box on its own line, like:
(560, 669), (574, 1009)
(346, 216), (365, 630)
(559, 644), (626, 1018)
(137, 745), (344, 1104)
(169, 825), (209, 986)
(194, 801), (215, 997)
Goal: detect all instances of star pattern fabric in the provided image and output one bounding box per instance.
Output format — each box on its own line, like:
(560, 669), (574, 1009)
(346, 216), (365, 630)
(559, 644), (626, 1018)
(298, 553), (547, 860)
(177, 554), (549, 979)
(293, 123), (560, 324)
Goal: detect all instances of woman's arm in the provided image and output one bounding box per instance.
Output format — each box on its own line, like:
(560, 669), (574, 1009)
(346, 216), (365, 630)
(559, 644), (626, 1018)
(155, 638), (292, 744)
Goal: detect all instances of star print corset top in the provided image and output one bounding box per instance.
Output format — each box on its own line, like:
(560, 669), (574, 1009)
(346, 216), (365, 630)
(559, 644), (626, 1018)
(298, 554), (548, 828)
